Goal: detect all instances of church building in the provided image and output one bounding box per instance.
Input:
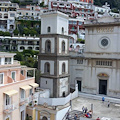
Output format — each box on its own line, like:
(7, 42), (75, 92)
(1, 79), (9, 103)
(70, 14), (120, 98)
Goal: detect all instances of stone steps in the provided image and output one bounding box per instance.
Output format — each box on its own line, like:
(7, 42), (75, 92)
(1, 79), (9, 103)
(66, 110), (83, 120)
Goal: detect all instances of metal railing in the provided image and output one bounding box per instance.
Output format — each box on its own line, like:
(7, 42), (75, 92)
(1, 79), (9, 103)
(4, 103), (18, 114)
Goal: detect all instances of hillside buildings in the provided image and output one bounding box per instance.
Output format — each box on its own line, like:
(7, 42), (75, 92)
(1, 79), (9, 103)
(17, 5), (41, 21)
(0, 36), (40, 52)
(0, 1), (19, 33)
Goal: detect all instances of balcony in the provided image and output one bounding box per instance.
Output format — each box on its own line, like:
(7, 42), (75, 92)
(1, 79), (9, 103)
(19, 98), (28, 106)
(29, 93), (39, 102)
(3, 103), (18, 114)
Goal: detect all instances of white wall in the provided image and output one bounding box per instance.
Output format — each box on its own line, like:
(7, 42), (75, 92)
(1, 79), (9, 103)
(38, 84), (78, 106)
(40, 78), (53, 97)
(59, 78), (68, 97)
(59, 60), (68, 75)
(41, 60), (54, 75)
(56, 106), (71, 120)
(41, 15), (57, 34)
(59, 38), (68, 54)
(41, 38), (55, 53)
(41, 12), (68, 35)
(57, 16), (68, 35)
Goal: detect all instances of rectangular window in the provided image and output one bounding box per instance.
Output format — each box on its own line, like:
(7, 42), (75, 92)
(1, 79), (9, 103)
(21, 89), (25, 99)
(10, 13), (15, 17)
(96, 61), (112, 66)
(11, 71), (16, 81)
(21, 70), (24, 75)
(5, 58), (11, 64)
(0, 73), (3, 84)
(77, 59), (83, 64)
(6, 95), (10, 105)
(29, 89), (32, 95)
(69, 21), (72, 24)
(0, 58), (1, 65)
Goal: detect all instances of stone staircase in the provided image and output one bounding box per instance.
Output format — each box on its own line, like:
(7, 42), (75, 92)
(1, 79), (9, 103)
(66, 110), (83, 120)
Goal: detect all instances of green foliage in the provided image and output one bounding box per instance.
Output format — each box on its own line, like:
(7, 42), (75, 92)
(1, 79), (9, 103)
(14, 50), (38, 68)
(0, 31), (4, 36)
(13, 29), (19, 35)
(11, 0), (20, 4)
(77, 38), (85, 44)
(40, 2), (44, 7)
(14, 52), (24, 61)
(94, 0), (120, 10)
(0, 31), (11, 36)
(16, 20), (41, 37)
(111, 8), (119, 13)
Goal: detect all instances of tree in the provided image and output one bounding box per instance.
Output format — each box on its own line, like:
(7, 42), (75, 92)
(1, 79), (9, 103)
(77, 38), (85, 44)
(12, 0), (20, 4)
(29, 29), (37, 36)
(23, 28), (30, 36)
(40, 2), (44, 7)
(13, 29), (19, 35)
(14, 52), (24, 61)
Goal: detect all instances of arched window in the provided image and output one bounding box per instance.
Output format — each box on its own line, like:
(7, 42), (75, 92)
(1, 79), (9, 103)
(35, 47), (39, 50)
(62, 27), (64, 34)
(45, 40), (51, 53)
(28, 47), (32, 50)
(20, 46), (25, 50)
(62, 63), (65, 73)
(47, 26), (51, 33)
(42, 116), (48, 120)
(62, 41), (65, 52)
(44, 62), (50, 74)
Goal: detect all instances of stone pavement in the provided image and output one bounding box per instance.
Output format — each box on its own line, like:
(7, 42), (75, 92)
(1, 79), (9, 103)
(71, 93), (120, 120)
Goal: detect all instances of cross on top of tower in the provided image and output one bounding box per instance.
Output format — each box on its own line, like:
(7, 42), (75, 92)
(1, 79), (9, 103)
(103, 2), (110, 9)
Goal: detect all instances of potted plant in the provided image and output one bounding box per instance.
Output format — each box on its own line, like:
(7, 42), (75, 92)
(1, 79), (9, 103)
(29, 103), (32, 106)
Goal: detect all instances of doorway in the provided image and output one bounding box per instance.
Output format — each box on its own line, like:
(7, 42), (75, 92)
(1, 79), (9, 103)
(99, 80), (107, 95)
(62, 92), (65, 97)
(21, 110), (24, 120)
(77, 80), (81, 91)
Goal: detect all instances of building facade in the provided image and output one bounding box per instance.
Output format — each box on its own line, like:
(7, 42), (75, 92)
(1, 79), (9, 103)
(0, 36), (39, 52)
(70, 14), (120, 98)
(17, 5), (41, 21)
(38, 11), (70, 98)
(0, 1), (19, 33)
(0, 52), (39, 120)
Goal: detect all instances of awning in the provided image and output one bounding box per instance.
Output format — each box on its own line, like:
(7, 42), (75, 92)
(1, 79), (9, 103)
(21, 67), (35, 70)
(4, 90), (18, 97)
(20, 85), (32, 91)
(29, 83), (39, 88)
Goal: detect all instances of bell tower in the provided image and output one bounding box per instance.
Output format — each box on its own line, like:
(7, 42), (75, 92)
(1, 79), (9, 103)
(38, 11), (70, 98)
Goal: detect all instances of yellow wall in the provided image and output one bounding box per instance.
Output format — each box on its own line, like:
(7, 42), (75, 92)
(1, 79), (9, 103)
(50, 114), (55, 120)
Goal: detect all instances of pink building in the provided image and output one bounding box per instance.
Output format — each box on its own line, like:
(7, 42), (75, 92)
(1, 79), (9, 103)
(0, 52), (39, 120)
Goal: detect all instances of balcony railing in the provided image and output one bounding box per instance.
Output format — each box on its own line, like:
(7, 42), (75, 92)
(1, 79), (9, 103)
(19, 98), (28, 106)
(19, 93), (38, 106)
(5, 62), (11, 65)
(4, 103), (18, 114)
(29, 93), (39, 102)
